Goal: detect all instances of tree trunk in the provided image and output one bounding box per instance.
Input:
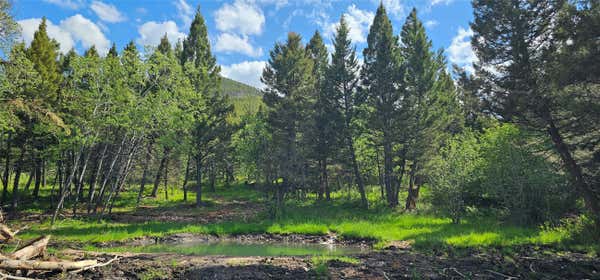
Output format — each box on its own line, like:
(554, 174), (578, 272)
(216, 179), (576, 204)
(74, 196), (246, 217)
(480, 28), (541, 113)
(32, 157), (42, 199)
(405, 162), (419, 210)
(87, 144), (107, 214)
(348, 136), (368, 208)
(395, 148), (407, 207)
(163, 157), (169, 200)
(11, 146), (26, 211)
(1, 133), (12, 204)
(383, 134), (395, 207)
(151, 148), (169, 197)
(546, 115), (600, 229)
(209, 160), (216, 193)
(195, 154), (202, 207)
(182, 155), (191, 202)
(72, 149), (92, 216)
(24, 169), (34, 191)
(136, 141), (153, 205)
(52, 147), (83, 224)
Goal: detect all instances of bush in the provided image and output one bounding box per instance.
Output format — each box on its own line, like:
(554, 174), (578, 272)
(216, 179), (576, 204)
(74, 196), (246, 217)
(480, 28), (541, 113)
(427, 130), (481, 223)
(428, 124), (575, 225)
(479, 124), (574, 225)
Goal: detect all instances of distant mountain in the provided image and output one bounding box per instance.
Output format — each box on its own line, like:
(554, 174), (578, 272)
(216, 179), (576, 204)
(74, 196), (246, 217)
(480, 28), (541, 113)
(221, 77), (261, 97)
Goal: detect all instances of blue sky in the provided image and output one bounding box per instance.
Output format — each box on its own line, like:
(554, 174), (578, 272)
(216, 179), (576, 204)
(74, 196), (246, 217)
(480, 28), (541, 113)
(13, 0), (476, 88)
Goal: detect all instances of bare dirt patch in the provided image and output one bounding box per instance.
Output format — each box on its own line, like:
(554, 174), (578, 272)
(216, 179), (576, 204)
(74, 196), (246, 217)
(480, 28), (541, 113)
(24, 245), (600, 279)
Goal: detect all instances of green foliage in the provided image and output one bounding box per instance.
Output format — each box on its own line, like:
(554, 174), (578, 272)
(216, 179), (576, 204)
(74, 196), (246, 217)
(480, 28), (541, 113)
(0, 0), (19, 52)
(478, 124), (574, 225)
(428, 130), (481, 223)
(429, 124), (574, 225)
(26, 17), (61, 102)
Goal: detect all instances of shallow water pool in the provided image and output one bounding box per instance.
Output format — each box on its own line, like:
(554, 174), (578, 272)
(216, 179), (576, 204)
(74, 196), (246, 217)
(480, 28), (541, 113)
(109, 241), (369, 257)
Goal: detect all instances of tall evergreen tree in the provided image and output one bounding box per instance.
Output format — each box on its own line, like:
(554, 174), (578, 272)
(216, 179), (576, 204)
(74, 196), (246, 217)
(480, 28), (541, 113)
(305, 30), (337, 201)
(0, 0), (19, 52)
(362, 4), (401, 207)
(328, 16), (368, 208)
(471, 0), (600, 228)
(107, 43), (118, 58)
(26, 17), (61, 104)
(262, 32), (314, 215)
(181, 6), (232, 207)
(157, 34), (172, 55)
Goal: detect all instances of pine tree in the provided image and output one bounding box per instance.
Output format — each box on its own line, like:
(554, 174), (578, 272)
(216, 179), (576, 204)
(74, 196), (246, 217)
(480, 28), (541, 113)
(26, 17), (61, 104)
(106, 43), (118, 58)
(328, 16), (368, 208)
(362, 4), (400, 207)
(84, 45), (99, 58)
(157, 34), (172, 55)
(181, 6), (232, 206)
(471, 0), (600, 228)
(305, 30), (337, 201)
(262, 32), (314, 215)
(0, 0), (19, 51)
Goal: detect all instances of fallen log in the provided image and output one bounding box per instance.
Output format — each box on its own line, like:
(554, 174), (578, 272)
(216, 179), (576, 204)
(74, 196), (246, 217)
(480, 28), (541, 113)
(0, 258), (98, 271)
(0, 224), (15, 242)
(9, 235), (50, 260)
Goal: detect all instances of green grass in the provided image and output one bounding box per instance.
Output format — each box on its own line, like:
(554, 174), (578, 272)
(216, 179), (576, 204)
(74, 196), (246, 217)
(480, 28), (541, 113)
(7, 180), (598, 254)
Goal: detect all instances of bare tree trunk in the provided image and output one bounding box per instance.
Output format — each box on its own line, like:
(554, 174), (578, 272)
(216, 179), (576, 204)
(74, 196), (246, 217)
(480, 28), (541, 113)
(348, 136), (368, 208)
(151, 148), (169, 197)
(52, 146), (84, 225)
(136, 141), (153, 205)
(10, 146), (26, 211)
(72, 148), (92, 216)
(1, 133), (12, 204)
(395, 148), (407, 207)
(32, 158), (42, 199)
(87, 144), (107, 214)
(383, 131), (396, 207)
(92, 138), (124, 214)
(209, 160), (216, 193)
(107, 139), (138, 214)
(163, 157), (169, 200)
(195, 153), (203, 207)
(182, 155), (191, 202)
(405, 162), (419, 211)
(545, 115), (600, 230)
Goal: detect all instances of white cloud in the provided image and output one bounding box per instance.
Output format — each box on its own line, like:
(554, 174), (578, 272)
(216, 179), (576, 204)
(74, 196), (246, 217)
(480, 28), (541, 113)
(214, 0), (265, 36)
(215, 33), (262, 57)
(447, 27), (476, 72)
(61, 14), (111, 55)
(174, 0), (194, 28)
(18, 15), (110, 55)
(136, 7), (147, 14)
(18, 18), (75, 54)
(424, 20), (438, 28)
(256, 0), (288, 10)
(221, 61), (267, 89)
(136, 21), (185, 48)
(430, 0), (453, 6)
(91, 1), (126, 23)
(324, 4), (374, 44)
(42, 0), (83, 9)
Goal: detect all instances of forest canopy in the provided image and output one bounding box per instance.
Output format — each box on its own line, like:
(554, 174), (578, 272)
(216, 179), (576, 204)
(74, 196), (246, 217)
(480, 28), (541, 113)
(0, 0), (598, 237)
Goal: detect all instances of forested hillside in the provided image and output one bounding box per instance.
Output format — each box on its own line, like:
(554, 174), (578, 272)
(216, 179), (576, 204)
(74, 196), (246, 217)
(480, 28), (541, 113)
(0, 0), (598, 279)
(221, 77), (261, 97)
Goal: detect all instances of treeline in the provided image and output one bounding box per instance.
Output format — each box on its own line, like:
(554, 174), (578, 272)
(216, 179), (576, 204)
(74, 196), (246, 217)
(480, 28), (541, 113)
(0, 6), (235, 222)
(1, 0), (598, 230)
(235, 1), (599, 228)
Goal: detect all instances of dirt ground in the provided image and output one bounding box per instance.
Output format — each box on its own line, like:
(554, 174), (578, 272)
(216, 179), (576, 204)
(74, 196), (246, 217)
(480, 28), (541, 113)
(18, 244), (598, 280)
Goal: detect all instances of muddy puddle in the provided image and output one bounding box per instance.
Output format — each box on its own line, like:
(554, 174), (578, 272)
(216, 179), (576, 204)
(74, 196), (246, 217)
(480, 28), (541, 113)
(104, 240), (370, 257)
